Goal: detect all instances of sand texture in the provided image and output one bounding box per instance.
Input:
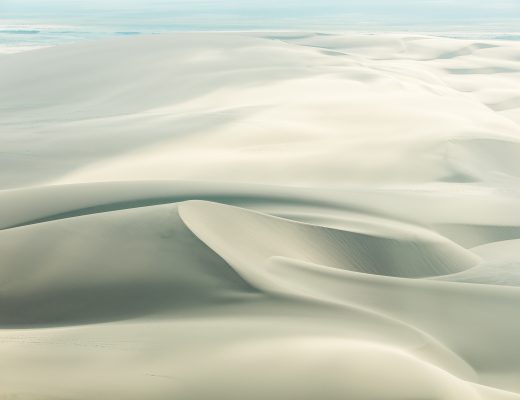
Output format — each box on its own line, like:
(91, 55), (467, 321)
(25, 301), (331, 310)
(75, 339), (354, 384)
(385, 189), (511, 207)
(2, 33), (520, 399)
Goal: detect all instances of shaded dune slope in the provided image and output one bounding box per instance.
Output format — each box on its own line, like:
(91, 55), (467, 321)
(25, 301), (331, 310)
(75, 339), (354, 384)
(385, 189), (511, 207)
(0, 204), (255, 326)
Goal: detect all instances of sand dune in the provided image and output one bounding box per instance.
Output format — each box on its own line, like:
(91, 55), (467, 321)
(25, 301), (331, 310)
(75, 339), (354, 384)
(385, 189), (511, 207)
(2, 32), (520, 399)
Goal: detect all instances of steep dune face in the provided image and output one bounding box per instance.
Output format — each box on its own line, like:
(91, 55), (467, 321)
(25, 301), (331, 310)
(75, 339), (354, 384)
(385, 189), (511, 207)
(2, 33), (520, 399)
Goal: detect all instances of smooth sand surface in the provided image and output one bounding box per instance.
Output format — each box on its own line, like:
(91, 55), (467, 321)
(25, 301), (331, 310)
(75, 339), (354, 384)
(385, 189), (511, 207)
(2, 32), (520, 399)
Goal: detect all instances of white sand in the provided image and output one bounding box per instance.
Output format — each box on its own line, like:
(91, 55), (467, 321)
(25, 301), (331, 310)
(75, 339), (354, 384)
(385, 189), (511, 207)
(1, 32), (520, 399)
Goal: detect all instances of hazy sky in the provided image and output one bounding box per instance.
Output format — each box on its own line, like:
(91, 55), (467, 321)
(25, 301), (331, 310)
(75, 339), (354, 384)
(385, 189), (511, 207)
(1, 0), (519, 32)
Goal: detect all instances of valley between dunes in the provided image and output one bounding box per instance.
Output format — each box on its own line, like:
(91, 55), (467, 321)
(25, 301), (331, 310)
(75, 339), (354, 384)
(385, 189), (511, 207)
(2, 32), (520, 399)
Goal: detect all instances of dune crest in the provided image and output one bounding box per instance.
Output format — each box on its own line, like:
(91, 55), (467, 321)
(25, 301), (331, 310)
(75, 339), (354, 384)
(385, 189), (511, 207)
(178, 200), (479, 281)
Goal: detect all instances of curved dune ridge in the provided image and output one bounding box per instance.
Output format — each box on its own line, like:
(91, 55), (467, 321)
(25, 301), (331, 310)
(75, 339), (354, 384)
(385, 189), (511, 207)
(178, 200), (479, 280)
(2, 33), (520, 399)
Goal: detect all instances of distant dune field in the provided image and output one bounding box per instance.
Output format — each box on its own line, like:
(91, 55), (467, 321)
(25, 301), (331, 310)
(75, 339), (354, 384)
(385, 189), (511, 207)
(1, 33), (520, 399)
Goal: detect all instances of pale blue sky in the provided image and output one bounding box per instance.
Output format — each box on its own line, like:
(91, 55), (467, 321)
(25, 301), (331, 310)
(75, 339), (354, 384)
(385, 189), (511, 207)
(0, 0), (519, 50)
(1, 0), (519, 29)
